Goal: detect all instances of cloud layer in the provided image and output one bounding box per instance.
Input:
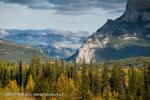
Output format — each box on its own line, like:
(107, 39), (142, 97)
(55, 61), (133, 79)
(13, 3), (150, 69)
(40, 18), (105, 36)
(0, 0), (127, 14)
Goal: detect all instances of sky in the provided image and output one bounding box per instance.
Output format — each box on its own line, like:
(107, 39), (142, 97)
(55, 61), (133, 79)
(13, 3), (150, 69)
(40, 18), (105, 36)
(0, 0), (127, 34)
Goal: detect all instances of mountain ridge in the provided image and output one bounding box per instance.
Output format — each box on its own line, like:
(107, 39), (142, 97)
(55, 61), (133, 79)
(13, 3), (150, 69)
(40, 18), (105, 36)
(0, 29), (87, 59)
(0, 39), (50, 63)
(73, 0), (150, 63)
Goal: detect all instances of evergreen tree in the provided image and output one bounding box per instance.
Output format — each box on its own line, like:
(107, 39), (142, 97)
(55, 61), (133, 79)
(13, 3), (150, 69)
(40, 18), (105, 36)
(2, 69), (9, 87)
(109, 66), (124, 94)
(101, 65), (110, 91)
(89, 67), (102, 95)
(94, 69), (102, 95)
(67, 66), (74, 78)
(24, 68), (31, 88)
(10, 69), (14, 80)
(80, 63), (92, 100)
(34, 79), (43, 94)
(128, 67), (139, 99)
(143, 61), (150, 99)
(30, 56), (40, 79)
(17, 61), (23, 87)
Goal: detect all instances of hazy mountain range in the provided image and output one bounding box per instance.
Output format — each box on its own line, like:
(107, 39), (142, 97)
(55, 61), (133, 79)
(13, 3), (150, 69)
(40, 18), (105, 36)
(0, 29), (88, 59)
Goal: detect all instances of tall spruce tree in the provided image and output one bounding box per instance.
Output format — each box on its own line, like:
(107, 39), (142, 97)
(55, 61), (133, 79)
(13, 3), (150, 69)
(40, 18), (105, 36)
(2, 69), (9, 87)
(143, 61), (150, 99)
(30, 56), (40, 79)
(80, 62), (92, 100)
(24, 68), (31, 88)
(101, 65), (110, 91)
(10, 69), (13, 80)
(17, 61), (23, 87)
(109, 66), (124, 94)
(128, 67), (139, 99)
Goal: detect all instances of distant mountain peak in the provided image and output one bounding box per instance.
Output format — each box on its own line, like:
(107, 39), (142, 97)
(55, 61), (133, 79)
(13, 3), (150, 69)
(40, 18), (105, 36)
(119, 0), (150, 23)
(72, 0), (150, 63)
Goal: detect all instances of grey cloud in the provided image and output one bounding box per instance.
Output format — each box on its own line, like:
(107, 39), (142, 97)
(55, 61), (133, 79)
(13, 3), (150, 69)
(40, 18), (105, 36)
(0, 0), (127, 14)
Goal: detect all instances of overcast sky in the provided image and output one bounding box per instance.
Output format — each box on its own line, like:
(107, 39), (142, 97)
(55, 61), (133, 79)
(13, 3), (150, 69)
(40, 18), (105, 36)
(0, 0), (127, 33)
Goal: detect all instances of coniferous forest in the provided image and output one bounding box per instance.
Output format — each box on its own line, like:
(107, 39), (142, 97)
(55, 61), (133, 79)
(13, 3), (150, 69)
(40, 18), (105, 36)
(0, 56), (150, 100)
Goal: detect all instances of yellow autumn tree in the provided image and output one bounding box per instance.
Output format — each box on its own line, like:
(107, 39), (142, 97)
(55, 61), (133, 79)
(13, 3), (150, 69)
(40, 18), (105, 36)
(103, 87), (114, 100)
(102, 87), (119, 100)
(7, 80), (19, 93)
(57, 73), (78, 100)
(92, 96), (103, 100)
(51, 97), (58, 100)
(25, 75), (35, 93)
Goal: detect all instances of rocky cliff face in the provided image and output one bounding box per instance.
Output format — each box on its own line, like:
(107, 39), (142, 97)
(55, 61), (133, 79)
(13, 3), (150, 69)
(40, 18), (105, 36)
(121, 0), (150, 23)
(74, 0), (150, 63)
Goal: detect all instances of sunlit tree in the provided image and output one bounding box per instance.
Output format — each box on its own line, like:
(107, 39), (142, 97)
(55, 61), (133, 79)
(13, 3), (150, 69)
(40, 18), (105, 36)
(25, 75), (35, 93)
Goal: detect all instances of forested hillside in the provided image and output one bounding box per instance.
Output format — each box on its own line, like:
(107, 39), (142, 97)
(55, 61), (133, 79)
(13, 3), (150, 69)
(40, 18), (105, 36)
(0, 56), (150, 100)
(0, 39), (50, 63)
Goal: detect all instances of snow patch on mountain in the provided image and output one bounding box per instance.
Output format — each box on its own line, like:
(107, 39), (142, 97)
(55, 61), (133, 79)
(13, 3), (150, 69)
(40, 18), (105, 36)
(119, 34), (138, 41)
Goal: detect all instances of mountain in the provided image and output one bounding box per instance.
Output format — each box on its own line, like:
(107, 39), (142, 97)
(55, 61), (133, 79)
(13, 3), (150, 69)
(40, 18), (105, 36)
(0, 39), (50, 63)
(73, 0), (150, 63)
(0, 29), (88, 59)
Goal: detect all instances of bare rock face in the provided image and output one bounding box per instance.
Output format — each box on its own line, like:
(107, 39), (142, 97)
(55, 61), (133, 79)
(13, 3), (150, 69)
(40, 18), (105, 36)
(73, 0), (150, 63)
(121, 0), (150, 23)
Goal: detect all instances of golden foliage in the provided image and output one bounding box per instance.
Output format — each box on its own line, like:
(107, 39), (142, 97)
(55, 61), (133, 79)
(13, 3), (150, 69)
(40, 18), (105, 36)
(25, 75), (35, 93)
(57, 73), (78, 100)
(102, 87), (119, 100)
(7, 80), (19, 93)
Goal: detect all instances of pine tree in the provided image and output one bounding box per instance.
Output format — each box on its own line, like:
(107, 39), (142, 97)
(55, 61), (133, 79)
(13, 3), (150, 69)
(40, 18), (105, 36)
(2, 69), (9, 87)
(109, 66), (124, 94)
(143, 61), (150, 99)
(30, 56), (40, 79)
(89, 67), (102, 95)
(17, 61), (23, 87)
(80, 63), (92, 100)
(24, 68), (31, 88)
(128, 67), (139, 99)
(67, 66), (74, 78)
(94, 69), (102, 95)
(10, 69), (14, 80)
(101, 65), (110, 91)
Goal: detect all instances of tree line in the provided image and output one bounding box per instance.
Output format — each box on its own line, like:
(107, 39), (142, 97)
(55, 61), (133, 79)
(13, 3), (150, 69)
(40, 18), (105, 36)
(0, 56), (150, 100)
